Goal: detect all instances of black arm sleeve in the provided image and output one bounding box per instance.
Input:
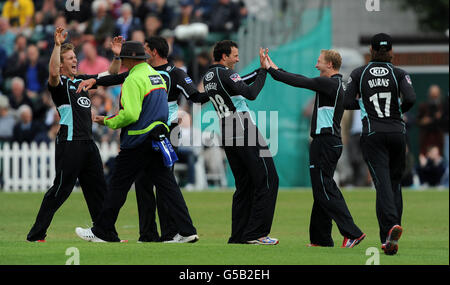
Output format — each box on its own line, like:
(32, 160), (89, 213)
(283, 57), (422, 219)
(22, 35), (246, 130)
(267, 67), (332, 94)
(95, 71), (128, 87)
(343, 69), (361, 110)
(223, 68), (267, 100)
(189, 91), (210, 104)
(240, 69), (260, 85)
(397, 71), (416, 113)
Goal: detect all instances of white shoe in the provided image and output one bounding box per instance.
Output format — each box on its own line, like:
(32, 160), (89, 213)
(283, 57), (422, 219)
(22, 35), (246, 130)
(75, 227), (106, 242)
(163, 233), (199, 243)
(247, 236), (279, 245)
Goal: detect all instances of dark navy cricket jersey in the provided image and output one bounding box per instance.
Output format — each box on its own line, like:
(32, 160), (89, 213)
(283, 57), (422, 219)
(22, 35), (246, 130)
(344, 61), (416, 134)
(267, 67), (345, 138)
(48, 74), (98, 142)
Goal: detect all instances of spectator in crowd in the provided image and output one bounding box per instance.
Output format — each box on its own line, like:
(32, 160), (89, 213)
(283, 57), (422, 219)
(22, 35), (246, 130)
(143, 13), (163, 39)
(34, 120), (59, 144)
(4, 34), (28, 79)
(114, 2), (142, 40)
(1, 0), (35, 33)
(417, 84), (444, 155)
(7, 77), (33, 111)
(191, 0), (216, 23)
(78, 41), (111, 75)
(160, 29), (184, 60)
(84, 0), (116, 44)
(0, 17), (16, 57)
(3, 44), (49, 96)
(145, 0), (176, 30)
(177, 0), (195, 26)
(440, 93), (449, 186)
(417, 145), (447, 187)
(0, 94), (16, 142)
(208, 0), (242, 34)
(12, 104), (43, 143)
(130, 29), (146, 43)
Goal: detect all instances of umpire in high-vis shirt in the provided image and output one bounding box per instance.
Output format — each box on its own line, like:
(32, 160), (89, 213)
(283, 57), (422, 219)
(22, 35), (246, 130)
(75, 41), (198, 243)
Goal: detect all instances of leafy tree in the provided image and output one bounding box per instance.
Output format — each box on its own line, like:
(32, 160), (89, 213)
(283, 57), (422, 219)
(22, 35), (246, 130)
(399, 0), (449, 33)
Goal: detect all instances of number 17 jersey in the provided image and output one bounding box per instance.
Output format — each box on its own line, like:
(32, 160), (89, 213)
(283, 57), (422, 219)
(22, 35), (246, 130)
(345, 61), (416, 134)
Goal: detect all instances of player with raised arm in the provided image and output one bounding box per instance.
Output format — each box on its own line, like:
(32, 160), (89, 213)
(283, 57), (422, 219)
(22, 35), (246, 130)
(261, 48), (365, 248)
(26, 27), (122, 242)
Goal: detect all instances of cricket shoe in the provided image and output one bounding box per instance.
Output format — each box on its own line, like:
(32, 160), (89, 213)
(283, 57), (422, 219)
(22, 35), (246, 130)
(163, 233), (199, 243)
(341, 233), (366, 248)
(247, 237), (279, 245)
(382, 225), (403, 255)
(27, 239), (46, 243)
(75, 227), (106, 243)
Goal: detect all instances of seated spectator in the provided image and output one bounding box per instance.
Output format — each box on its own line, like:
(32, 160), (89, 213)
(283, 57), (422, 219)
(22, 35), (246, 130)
(4, 45), (48, 97)
(417, 145), (447, 187)
(130, 30), (146, 43)
(1, 0), (35, 33)
(208, 0), (241, 34)
(4, 34), (28, 79)
(84, 0), (116, 44)
(177, 0), (195, 26)
(0, 17), (16, 57)
(0, 94), (16, 142)
(34, 121), (59, 145)
(7, 77), (34, 111)
(12, 104), (43, 143)
(78, 41), (110, 75)
(114, 2), (141, 40)
(417, 85), (444, 155)
(143, 13), (163, 39)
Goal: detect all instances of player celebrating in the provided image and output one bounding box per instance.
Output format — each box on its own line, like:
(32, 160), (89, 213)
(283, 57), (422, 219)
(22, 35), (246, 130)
(203, 40), (279, 245)
(26, 27), (122, 242)
(344, 33), (416, 255)
(261, 49), (365, 248)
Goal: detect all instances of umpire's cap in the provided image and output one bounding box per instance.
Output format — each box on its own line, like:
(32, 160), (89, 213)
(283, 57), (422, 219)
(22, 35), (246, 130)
(119, 41), (150, 60)
(371, 33), (392, 51)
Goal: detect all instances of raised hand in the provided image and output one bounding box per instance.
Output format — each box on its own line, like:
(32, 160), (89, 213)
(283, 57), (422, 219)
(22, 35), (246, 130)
(76, 78), (97, 93)
(267, 54), (279, 70)
(54, 26), (68, 46)
(259, 48), (270, 69)
(110, 36), (124, 56)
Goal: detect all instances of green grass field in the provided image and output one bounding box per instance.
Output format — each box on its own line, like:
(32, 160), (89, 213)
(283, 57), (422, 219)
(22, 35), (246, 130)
(0, 189), (448, 265)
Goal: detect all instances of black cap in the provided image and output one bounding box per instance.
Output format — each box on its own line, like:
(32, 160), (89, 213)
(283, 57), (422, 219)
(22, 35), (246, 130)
(371, 33), (392, 51)
(119, 41), (150, 60)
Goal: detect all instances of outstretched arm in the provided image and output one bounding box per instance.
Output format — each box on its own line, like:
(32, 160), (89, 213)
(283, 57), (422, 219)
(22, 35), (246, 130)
(48, 27), (67, 87)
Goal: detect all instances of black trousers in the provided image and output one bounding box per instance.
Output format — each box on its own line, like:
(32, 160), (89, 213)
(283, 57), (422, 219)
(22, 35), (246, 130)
(360, 133), (405, 243)
(135, 171), (177, 242)
(92, 137), (196, 242)
(134, 124), (179, 242)
(309, 135), (363, 246)
(27, 140), (106, 241)
(224, 125), (279, 244)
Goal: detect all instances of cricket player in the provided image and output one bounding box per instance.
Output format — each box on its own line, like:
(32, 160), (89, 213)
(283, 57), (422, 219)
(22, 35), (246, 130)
(261, 49), (365, 248)
(344, 33), (416, 255)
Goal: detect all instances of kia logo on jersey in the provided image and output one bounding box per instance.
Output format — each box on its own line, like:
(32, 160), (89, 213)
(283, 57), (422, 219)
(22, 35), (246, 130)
(77, 97), (91, 108)
(369, 67), (389, 77)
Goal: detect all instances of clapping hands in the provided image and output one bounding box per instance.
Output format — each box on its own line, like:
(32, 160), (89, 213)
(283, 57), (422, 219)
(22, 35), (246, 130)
(259, 48), (278, 70)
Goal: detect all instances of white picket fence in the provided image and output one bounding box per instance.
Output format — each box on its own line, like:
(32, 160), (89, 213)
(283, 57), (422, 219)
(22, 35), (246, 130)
(0, 142), (119, 192)
(0, 142), (222, 192)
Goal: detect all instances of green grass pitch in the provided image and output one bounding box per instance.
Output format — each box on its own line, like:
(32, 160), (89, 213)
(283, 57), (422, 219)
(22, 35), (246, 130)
(0, 189), (448, 265)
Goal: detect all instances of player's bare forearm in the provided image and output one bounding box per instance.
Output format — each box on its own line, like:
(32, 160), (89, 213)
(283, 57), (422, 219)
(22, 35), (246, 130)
(48, 44), (61, 86)
(108, 57), (121, 74)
